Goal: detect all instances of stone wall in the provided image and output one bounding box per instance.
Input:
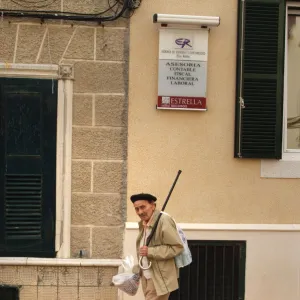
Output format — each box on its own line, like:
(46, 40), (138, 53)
(0, 2), (128, 259)
(0, 265), (118, 300)
(0, 0), (129, 299)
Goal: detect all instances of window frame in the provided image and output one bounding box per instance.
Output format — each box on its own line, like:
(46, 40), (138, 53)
(282, 2), (300, 160)
(0, 63), (73, 258)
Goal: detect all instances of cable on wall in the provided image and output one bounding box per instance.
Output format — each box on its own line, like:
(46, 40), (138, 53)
(0, 0), (141, 22)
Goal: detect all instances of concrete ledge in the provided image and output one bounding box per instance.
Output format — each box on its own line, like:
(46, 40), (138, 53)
(126, 222), (300, 231)
(261, 159), (300, 178)
(0, 258), (122, 266)
(0, 63), (59, 79)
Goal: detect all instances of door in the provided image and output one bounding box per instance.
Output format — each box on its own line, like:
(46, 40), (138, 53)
(0, 78), (57, 257)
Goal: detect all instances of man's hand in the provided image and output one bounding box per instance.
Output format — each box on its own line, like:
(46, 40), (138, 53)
(139, 246), (148, 257)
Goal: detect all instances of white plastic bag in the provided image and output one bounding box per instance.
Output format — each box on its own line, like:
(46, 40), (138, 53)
(161, 212), (192, 268)
(112, 255), (140, 296)
(174, 224), (193, 268)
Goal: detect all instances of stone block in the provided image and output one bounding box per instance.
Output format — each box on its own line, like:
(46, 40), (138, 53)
(72, 127), (126, 160)
(2, 1), (60, 11)
(37, 267), (58, 286)
(72, 161), (92, 192)
(91, 227), (123, 258)
(73, 61), (125, 93)
(79, 287), (98, 300)
(58, 286), (79, 300)
(0, 23), (17, 62)
(71, 226), (90, 258)
(58, 267), (79, 286)
(96, 287), (118, 300)
(73, 94), (93, 126)
(15, 24), (45, 63)
(65, 27), (94, 60)
(17, 266), (38, 285)
(38, 26), (75, 64)
(102, 17), (129, 28)
(96, 28), (128, 61)
(95, 95), (127, 127)
(0, 266), (18, 284)
(79, 267), (98, 286)
(98, 267), (118, 286)
(37, 286), (58, 300)
(61, 17), (129, 28)
(63, 0), (107, 14)
(93, 161), (125, 193)
(71, 193), (123, 226)
(20, 286), (38, 300)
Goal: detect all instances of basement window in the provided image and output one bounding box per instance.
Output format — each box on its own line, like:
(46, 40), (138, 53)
(170, 240), (246, 300)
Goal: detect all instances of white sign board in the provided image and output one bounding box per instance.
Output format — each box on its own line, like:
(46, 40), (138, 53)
(157, 28), (209, 111)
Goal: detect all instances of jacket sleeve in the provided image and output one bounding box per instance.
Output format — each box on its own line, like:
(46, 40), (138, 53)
(147, 215), (184, 261)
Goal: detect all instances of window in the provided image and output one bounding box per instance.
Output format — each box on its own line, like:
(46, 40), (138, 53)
(285, 5), (300, 152)
(234, 0), (299, 159)
(0, 78), (57, 257)
(170, 240), (246, 300)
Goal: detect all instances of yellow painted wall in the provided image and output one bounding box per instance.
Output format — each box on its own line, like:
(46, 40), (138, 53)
(127, 0), (300, 224)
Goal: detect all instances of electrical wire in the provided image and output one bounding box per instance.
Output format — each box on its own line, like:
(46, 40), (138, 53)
(121, 9), (135, 19)
(6, 0), (134, 16)
(107, 0), (123, 16)
(118, 0), (141, 18)
(0, 0), (138, 22)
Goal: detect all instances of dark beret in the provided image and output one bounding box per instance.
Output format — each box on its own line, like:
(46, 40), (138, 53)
(130, 193), (157, 203)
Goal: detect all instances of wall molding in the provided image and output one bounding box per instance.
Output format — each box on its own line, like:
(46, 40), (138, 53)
(0, 63), (74, 80)
(126, 222), (300, 231)
(0, 258), (122, 267)
(0, 63), (58, 78)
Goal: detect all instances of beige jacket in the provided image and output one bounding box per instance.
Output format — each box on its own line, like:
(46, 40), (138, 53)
(135, 209), (184, 296)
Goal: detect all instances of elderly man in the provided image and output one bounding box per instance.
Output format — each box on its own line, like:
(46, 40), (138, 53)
(131, 193), (183, 300)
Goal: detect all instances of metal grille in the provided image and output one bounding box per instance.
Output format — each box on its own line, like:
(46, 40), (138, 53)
(0, 286), (19, 300)
(5, 174), (42, 240)
(170, 240), (246, 300)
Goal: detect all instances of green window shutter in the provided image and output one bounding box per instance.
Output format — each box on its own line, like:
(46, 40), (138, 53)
(234, 0), (286, 159)
(0, 78), (57, 257)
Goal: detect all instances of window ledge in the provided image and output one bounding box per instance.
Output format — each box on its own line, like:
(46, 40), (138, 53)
(0, 257), (122, 267)
(261, 159), (300, 178)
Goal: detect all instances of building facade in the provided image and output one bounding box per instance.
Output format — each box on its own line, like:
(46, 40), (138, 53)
(1, 0), (300, 299)
(125, 0), (300, 300)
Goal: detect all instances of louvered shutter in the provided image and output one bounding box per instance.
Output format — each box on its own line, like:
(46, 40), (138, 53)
(234, 0), (285, 158)
(0, 78), (57, 257)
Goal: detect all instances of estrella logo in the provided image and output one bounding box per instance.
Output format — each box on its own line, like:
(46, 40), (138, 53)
(175, 38), (192, 48)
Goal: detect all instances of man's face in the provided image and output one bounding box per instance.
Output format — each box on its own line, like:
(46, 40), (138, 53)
(133, 200), (155, 223)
